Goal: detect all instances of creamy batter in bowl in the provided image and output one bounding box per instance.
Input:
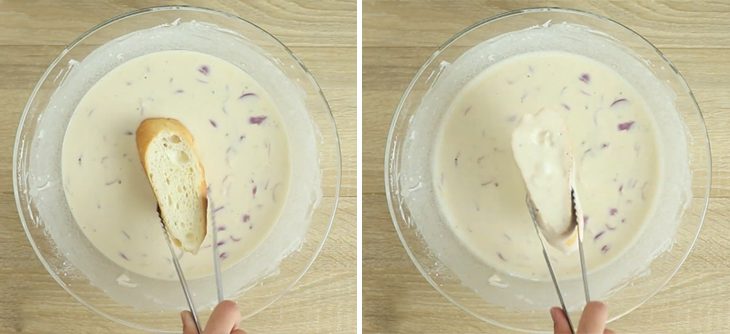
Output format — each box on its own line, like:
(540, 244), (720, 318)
(385, 8), (709, 333)
(14, 6), (340, 332)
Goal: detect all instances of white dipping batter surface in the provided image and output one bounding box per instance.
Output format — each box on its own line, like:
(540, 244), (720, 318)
(434, 51), (661, 280)
(62, 50), (290, 280)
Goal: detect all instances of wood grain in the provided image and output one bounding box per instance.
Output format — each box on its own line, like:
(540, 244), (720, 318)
(0, 1), (355, 333)
(364, 1), (729, 333)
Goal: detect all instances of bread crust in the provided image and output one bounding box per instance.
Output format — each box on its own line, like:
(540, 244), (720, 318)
(136, 118), (208, 253)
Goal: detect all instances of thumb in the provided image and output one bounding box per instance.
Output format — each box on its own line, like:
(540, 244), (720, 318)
(204, 300), (242, 333)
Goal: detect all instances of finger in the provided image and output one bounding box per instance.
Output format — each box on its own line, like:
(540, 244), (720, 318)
(204, 300), (241, 334)
(231, 329), (247, 334)
(551, 307), (572, 334)
(181, 311), (197, 334)
(604, 329), (615, 334)
(577, 301), (608, 334)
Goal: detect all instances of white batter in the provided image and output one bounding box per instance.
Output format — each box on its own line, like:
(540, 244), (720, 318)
(62, 50), (290, 280)
(434, 51), (661, 280)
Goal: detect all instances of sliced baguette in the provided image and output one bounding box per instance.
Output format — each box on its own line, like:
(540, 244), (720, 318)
(511, 109), (577, 252)
(136, 118), (208, 254)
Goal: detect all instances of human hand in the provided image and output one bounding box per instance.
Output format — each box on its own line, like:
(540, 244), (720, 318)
(181, 300), (247, 334)
(551, 301), (614, 334)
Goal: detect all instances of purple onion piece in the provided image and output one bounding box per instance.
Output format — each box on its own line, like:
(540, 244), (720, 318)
(239, 92), (257, 100)
(249, 116), (267, 125)
(198, 65), (209, 76)
(610, 98), (628, 107)
(618, 121), (635, 131)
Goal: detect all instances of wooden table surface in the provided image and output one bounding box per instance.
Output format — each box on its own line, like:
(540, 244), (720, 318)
(364, 1), (730, 333)
(0, 1), (355, 333)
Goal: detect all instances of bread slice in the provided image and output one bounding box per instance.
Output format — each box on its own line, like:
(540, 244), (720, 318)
(136, 118), (208, 254)
(512, 109), (578, 252)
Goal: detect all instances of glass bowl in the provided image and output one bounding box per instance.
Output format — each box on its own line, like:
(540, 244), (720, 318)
(385, 7), (709, 333)
(13, 6), (340, 333)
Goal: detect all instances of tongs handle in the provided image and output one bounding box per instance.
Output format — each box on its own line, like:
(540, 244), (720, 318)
(210, 204), (224, 303)
(526, 195), (576, 334)
(574, 190), (591, 304)
(163, 224), (203, 334)
(527, 191), (592, 334)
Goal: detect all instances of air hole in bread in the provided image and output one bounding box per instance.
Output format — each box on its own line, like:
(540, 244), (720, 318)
(176, 151), (190, 163)
(185, 232), (194, 241)
(169, 135), (181, 143)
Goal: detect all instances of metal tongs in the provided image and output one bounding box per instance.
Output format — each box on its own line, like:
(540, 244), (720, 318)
(159, 204), (225, 334)
(526, 190), (590, 334)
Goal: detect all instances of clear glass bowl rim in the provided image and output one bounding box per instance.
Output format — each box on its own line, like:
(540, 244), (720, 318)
(384, 6), (711, 332)
(13, 5), (341, 332)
